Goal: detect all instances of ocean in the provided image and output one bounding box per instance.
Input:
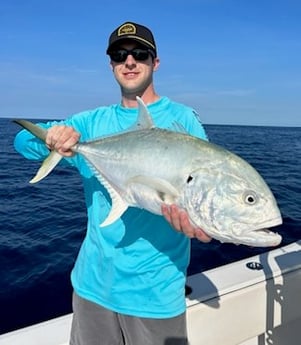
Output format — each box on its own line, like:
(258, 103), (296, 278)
(1, 118), (301, 334)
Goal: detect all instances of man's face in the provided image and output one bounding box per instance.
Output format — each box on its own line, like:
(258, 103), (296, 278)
(109, 41), (159, 95)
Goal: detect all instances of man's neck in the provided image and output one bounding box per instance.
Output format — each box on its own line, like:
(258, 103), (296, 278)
(121, 87), (160, 108)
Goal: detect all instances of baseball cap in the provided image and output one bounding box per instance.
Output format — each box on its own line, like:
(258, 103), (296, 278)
(106, 22), (157, 57)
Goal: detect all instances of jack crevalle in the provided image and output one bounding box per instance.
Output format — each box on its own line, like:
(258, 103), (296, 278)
(14, 97), (282, 247)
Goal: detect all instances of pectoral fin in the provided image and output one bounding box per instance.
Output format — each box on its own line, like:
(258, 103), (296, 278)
(127, 175), (179, 204)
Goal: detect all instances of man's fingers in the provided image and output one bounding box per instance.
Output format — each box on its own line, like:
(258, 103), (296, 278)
(169, 205), (182, 231)
(178, 211), (195, 238)
(194, 229), (212, 243)
(46, 126), (80, 156)
(161, 204), (212, 242)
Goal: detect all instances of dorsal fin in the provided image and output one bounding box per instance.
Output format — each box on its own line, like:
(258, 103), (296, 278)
(127, 96), (155, 131)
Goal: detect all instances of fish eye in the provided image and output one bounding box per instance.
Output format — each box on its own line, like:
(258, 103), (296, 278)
(244, 191), (257, 205)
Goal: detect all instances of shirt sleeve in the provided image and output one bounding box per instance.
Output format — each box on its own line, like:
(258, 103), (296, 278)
(14, 121), (57, 161)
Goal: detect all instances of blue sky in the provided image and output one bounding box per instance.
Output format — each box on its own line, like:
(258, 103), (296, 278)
(1, 0), (301, 126)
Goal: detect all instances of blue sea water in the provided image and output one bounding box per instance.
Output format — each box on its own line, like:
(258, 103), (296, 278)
(0, 118), (301, 334)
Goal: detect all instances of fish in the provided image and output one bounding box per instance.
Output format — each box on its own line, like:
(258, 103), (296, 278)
(14, 97), (282, 247)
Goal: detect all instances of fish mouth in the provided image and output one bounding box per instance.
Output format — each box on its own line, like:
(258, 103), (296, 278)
(243, 217), (283, 246)
(228, 216), (283, 247)
(254, 228), (279, 234)
(247, 216), (283, 234)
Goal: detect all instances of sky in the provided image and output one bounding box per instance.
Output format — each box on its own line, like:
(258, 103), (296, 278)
(1, 0), (301, 126)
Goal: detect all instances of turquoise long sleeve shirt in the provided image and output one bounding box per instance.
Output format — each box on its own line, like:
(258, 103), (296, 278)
(14, 96), (207, 318)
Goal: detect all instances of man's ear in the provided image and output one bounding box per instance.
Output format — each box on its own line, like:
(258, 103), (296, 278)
(153, 57), (160, 71)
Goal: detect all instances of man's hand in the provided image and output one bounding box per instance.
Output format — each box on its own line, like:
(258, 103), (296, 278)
(46, 125), (80, 157)
(161, 204), (212, 243)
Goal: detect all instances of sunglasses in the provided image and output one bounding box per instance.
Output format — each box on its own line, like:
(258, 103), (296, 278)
(109, 48), (155, 63)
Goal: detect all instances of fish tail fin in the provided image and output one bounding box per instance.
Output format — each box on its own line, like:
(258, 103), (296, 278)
(30, 151), (63, 183)
(13, 119), (48, 142)
(14, 119), (63, 183)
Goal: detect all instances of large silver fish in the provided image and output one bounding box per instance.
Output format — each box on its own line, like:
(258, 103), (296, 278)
(14, 97), (282, 247)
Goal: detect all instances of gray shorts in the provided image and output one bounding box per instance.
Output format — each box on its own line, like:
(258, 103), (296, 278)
(70, 292), (188, 345)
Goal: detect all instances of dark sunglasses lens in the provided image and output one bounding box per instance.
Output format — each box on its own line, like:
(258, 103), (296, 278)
(110, 50), (128, 62)
(110, 49), (151, 62)
(131, 49), (149, 60)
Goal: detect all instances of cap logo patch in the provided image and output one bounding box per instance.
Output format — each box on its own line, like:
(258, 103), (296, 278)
(118, 23), (136, 37)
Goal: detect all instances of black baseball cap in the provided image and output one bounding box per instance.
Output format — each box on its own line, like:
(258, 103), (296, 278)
(106, 22), (157, 57)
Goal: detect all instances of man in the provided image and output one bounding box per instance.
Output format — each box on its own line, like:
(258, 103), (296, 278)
(15, 22), (211, 345)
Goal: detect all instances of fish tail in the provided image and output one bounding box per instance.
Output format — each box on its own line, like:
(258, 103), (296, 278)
(14, 119), (63, 183)
(29, 150), (63, 183)
(14, 119), (48, 142)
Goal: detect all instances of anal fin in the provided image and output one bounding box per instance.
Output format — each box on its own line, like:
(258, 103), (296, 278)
(100, 193), (128, 227)
(92, 169), (129, 227)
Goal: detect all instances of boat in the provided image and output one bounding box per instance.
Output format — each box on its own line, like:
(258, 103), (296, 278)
(1, 239), (300, 345)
